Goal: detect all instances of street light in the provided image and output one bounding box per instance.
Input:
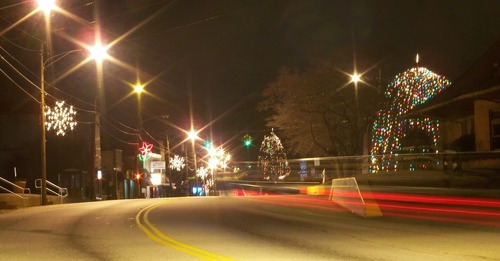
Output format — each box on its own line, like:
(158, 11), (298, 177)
(350, 73), (361, 84)
(36, 0), (58, 15)
(134, 83), (143, 197)
(36, 0), (57, 206)
(86, 42), (109, 199)
(188, 130), (199, 141)
(36, 0), (110, 204)
(133, 82), (144, 136)
(206, 146), (230, 195)
(87, 43), (109, 63)
(134, 84), (144, 94)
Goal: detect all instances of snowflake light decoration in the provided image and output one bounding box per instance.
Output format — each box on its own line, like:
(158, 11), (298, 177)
(45, 101), (77, 136)
(169, 154), (185, 171)
(197, 166), (208, 178)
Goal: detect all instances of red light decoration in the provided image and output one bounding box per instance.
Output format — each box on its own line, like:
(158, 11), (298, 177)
(139, 142), (153, 162)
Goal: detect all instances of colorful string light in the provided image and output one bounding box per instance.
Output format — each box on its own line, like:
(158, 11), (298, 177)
(258, 130), (291, 180)
(370, 67), (451, 172)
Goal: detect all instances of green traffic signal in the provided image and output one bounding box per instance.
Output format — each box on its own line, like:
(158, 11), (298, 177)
(243, 134), (252, 147)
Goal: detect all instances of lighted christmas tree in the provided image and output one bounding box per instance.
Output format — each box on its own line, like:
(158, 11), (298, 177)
(258, 130), (291, 181)
(370, 67), (451, 172)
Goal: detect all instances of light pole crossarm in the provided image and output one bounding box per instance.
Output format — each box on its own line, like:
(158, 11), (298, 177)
(43, 49), (82, 68)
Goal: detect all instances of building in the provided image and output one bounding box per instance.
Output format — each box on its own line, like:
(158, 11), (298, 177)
(408, 40), (500, 171)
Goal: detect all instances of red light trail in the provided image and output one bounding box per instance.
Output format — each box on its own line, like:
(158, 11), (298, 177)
(234, 187), (500, 227)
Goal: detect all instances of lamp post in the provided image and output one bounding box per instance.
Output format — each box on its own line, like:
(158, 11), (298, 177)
(165, 130), (173, 196)
(188, 130), (199, 190)
(134, 83), (143, 197)
(349, 72), (362, 156)
(84, 0), (110, 197)
(87, 42), (108, 199)
(37, 0), (58, 205)
(34, 0), (109, 203)
(40, 41), (48, 205)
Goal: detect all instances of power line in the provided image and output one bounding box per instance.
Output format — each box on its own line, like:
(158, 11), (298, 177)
(0, 68), (39, 103)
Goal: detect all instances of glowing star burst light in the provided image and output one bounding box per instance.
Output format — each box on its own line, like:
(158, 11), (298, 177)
(45, 101), (77, 136)
(207, 147), (231, 170)
(36, 0), (57, 14)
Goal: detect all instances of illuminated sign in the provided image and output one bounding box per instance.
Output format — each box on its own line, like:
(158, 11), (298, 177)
(151, 161), (166, 169)
(139, 142), (153, 162)
(150, 173), (162, 185)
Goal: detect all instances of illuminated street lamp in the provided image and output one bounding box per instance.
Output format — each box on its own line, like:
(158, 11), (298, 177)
(87, 43), (109, 63)
(36, 0), (58, 14)
(133, 83), (144, 197)
(36, 0), (57, 206)
(205, 146), (231, 195)
(86, 42), (109, 197)
(133, 82), (144, 135)
(350, 73), (361, 84)
(188, 130), (199, 141)
(134, 84), (144, 94)
(32, 0), (111, 203)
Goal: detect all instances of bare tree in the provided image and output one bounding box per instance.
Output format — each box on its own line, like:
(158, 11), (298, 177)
(258, 62), (381, 157)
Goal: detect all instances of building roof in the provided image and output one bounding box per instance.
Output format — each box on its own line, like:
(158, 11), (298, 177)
(407, 39), (500, 120)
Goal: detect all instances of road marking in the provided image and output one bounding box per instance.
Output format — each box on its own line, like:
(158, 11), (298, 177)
(135, 200), (234, 261)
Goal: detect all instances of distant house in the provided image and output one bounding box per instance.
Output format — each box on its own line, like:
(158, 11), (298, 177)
(408, 40), (500, 153)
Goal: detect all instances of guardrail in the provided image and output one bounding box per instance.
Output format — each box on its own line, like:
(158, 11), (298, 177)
(234, 151), (500, 184)
(0, 176), (31, 208)
(35, 179), (68, 204)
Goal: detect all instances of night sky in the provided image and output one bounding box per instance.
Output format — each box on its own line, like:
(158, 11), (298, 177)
(1, 0), (500, 164)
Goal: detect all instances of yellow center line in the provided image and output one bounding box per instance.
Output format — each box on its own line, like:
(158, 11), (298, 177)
(135, 199), (234, 261)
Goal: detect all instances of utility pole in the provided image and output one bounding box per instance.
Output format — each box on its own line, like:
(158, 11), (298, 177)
(166, 132), (173, 196)
(40, 41), (48, 205)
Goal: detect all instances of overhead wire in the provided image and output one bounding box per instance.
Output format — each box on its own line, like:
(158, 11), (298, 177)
(1, 43), (142, 141)
(99, 116), (139, 136)
(0, 35), (39, 52)
(99, 121), (139, 146)
(1, 1), (210, 152)
(0, 52), (42, 94)
(0, 68), (39, 103)
(0, 42), (99, 112)
(0, 41), (94, 109)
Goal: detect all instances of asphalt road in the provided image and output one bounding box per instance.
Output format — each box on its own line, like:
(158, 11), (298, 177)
(1, 191), (499, 260)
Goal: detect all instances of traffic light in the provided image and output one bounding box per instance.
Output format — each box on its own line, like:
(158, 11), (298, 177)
(243, 134), (253, 147)
(203, 140), (212, 149)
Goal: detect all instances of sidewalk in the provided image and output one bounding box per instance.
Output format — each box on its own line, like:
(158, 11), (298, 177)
(0, 193), (65, 211)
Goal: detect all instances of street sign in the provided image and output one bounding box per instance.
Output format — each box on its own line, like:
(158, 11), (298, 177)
(151, 161), (166, 169)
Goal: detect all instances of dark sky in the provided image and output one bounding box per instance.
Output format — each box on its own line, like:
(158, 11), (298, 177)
(1, 0), (500, 160)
